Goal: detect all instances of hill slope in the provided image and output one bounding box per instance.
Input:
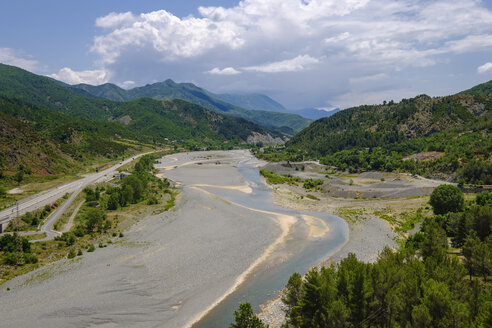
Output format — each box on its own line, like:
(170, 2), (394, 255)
(70, 79), (311, 133)
(0, 64), (282, 146)
(0, 110), (74, 175)
(259, 90), (491, 183)
(460, 80), (492, 96)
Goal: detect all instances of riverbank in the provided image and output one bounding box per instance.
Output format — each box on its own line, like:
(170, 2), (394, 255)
(256, 163), (438, 327)
(0, 150), (306, 328)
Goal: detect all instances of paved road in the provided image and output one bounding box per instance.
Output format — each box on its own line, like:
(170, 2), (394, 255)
(0, 152), (153, 236)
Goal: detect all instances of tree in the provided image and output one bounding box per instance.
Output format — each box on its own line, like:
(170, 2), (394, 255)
(430, 184), (464, 215)
(230, 303), (267, 328)
(107, 192), (120, 210)
(120, 184), (133, 206)
(122, 175), (144, 203)
(84, 207), (106, 233)
(14, 169), (24, 185)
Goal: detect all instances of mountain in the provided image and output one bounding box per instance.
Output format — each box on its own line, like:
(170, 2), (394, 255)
(276, 90), (491, 182)
(0, 95), (145, 174)
(0, 109), (74, 175)
(0, 64), (284, 174)
(210, 92), (287, 112)
(289, 93), (491, 155)
(460, 80), (492, 96)
(290, 107), (340, 120)
(69, 79), (311, 133)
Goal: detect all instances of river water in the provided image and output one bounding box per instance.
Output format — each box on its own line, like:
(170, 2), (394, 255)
(193, 156), (348, 328)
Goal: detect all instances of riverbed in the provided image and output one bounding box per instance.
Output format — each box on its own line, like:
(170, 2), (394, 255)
(0, 150), (349, 328)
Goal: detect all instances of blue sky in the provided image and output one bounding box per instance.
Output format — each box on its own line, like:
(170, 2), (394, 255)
(1, 0), (492, 110)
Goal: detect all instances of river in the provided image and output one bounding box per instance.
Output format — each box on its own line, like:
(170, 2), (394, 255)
(188, 154), (348, 327)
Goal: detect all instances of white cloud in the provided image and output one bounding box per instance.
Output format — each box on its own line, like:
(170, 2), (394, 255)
(206, 67), (241, 75)
(477, 62), (492, 74)
(0, 48), (39, 71)
(92, 9), (245, 64)
(120, 80), (136, 88)
(48, 67), (110, 85)
(95, 12), (135, 29)
(76, 0), (492, 108)
(243, 55), (319, 73)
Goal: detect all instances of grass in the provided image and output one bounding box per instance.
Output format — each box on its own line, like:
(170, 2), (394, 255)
(53, 194), (85, 232)
(260, 169), (301, 185)
(5, 194), (69, 232)
(336, 207), (366, 223)
(306, 194), (320, 200)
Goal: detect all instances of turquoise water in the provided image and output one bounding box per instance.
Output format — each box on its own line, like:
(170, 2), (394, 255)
(193, 159), (348, 328)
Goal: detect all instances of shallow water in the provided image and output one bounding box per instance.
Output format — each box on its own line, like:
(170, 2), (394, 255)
(193, 157), (348, 328)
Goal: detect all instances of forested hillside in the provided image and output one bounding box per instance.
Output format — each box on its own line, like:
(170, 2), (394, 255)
(260, 89), (491, 183)
(70, 78), (311, 133)
(0, 64), (284, 176)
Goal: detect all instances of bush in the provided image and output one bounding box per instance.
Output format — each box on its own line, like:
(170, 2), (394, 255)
(476, 191), (492, 206)
(87, 244), (95, 252)
(67, 248), (76, 259)
(429, 184), (464, 215)
(23, 253), (38, 264)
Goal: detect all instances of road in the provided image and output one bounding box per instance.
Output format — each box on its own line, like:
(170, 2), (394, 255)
(0, 152), (153, 236)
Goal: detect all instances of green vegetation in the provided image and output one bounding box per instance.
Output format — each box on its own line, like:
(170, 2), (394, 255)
(430, 184), (465, 215)
(232, 192), (492, 328)
(0, 154), (177, 284)
(70, 78), (311, 133)
(0, 63), (287, 186)
(461, 80), (492, 96)
(6, 202), (61, 232)
(260, 169), (301, 185)
(0, 233), (37, 266)
(230, 303), (268, 328)
(256, 91), (491, 184)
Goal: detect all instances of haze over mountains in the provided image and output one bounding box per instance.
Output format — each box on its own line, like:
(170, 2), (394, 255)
(68, 79), (312, 134)
(68, 78), (338, 122)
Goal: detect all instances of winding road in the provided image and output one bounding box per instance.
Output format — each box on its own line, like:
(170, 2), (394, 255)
(0, 152), (152, 238)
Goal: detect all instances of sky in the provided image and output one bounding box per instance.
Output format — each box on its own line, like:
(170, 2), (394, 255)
(1, 0), (492, 110)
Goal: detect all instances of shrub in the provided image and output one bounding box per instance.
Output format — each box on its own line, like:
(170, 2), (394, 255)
(67, 248), (76, 259)
(429, 184), (464, 215)
(87, 244), (95, 252)
(23, 253), (38, 264)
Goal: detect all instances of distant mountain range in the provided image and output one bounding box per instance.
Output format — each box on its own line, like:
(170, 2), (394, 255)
(68, 79), (312, 134)
(208, 90), (340, 120)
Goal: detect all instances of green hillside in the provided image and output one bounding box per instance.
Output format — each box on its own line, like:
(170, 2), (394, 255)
(0, 96), (145, 173)
(0, 64), (117, 121)
(460, 80), (492, 96)
(0, 110), (74, 175)
(0, 63), (286, 176)
(0, 64), (281, 143)
(260, 92), (491, 183)
(69, 79), (311, 133)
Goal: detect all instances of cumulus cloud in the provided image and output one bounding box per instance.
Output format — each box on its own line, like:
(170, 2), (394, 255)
(0, 48), (39, 71)
(243, 55), (319, 73)
(477, 62), (492, 74)
(48, 67), (110, 85)
(95, 11), (135, 29)
(206, 67), (241, 75)
(74, 0), (492, 108)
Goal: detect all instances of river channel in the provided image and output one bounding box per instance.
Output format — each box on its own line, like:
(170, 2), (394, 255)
(189, 154), (348, 328)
